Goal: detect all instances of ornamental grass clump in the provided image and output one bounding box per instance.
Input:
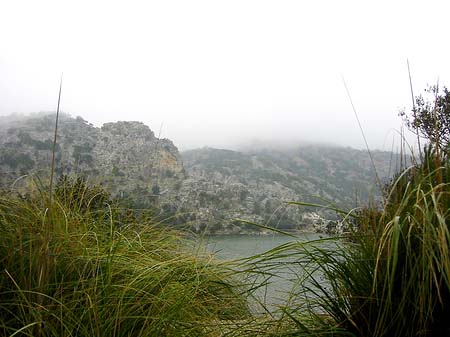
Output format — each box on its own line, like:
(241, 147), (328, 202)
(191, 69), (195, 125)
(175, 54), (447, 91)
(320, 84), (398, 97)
(0, 176), (248, 337)
(260, 147), (450, 337)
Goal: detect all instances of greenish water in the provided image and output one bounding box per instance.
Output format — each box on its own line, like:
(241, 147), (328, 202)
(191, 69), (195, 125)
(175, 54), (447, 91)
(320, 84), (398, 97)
(206, 233), (324, 260)
(206, 233), (326, 312)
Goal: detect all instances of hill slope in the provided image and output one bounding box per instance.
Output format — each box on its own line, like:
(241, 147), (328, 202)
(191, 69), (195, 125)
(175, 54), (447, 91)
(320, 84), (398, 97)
(0, 113), (403, 233)
(180, 146), (401, 232)
(0, 113), (185, 212)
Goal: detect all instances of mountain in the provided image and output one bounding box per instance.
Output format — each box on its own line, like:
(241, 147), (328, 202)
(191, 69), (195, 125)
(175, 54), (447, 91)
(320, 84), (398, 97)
(0, 113), (403, 233)
(180, 146), (401, 233)
(0, 113), (185, 213)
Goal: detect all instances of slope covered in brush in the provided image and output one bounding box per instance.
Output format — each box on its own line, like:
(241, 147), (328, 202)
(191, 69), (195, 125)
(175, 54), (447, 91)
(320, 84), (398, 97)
(181, 146), (402, 232)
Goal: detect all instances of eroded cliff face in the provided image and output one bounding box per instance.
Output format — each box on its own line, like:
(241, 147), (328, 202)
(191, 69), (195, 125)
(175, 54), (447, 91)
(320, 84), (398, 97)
(93, 121), (185, 206)
(0, 114), (185, 211)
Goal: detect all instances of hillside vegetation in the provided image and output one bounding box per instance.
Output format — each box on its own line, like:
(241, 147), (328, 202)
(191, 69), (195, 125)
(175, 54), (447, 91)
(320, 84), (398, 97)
(0, 113), (404, 233)
(2, 83), (450, 337)
(179, 145), (401, 232)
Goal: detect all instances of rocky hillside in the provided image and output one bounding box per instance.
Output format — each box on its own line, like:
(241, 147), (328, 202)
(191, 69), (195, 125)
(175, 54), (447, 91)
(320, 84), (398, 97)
(0, 113), (404, 234)
(0, 113), (185, 212)
(180, 146), (402, 233)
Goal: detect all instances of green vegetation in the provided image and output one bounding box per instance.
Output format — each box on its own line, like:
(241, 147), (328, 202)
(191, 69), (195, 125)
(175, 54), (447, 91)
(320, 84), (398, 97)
(2, 85), (450, 336)
(0, 177), (248, 336)
(17, 131), (56, 151)
(401, 85), (450, 150)
(3, 143), (448, 336)
(241, 87), (450, 336)
(246, 149), (448, 336)
(1, 155), (448, 336)
(181, 145), (400, 233)
(0, 151), (34, 170)
(72, 143), (94, 165)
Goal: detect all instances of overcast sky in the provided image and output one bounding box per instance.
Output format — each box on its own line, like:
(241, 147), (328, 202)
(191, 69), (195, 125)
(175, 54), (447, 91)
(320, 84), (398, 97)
(1, 0), (449, 151)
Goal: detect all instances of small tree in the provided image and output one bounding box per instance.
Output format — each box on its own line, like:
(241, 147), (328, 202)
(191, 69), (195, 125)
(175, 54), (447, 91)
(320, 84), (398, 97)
(400, 85), (450, 151)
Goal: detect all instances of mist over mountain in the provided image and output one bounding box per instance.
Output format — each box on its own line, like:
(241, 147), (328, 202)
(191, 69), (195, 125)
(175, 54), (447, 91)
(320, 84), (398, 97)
(0, 113), (404, 233)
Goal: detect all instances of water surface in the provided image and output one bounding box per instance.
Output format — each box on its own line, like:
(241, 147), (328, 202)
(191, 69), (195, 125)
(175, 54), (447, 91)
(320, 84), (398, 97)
(207, 233), (324, 258)
(206, 233), (326, 311)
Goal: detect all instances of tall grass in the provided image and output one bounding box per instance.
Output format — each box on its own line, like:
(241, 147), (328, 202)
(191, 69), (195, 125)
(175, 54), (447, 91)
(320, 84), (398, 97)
(3, 79), (449, 336)
(0, 176), (248, 336)
(237, 146), (450, 337)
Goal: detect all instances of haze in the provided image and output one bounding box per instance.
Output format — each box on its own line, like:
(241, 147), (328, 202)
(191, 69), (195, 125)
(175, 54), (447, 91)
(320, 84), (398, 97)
(1, 0), (450, 151)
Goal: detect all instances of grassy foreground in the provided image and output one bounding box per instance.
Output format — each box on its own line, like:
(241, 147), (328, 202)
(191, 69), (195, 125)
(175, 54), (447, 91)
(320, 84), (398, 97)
(2, 148), (450, 337)
(0, 177), (248, 336)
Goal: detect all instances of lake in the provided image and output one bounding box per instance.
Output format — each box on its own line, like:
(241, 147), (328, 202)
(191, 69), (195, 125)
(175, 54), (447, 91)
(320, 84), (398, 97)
(205, 233), (327, 312)
(206, 233), (324, 259)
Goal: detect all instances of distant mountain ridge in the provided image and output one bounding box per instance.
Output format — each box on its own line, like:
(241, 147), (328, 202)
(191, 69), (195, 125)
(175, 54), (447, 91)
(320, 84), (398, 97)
(179, 146), (400, 233)
(0, 113), (402, 233)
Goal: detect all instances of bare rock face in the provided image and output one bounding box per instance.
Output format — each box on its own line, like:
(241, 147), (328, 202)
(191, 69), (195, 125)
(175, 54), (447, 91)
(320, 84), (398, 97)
(0, 113), (185, 211)
(93, 121), (185, 205)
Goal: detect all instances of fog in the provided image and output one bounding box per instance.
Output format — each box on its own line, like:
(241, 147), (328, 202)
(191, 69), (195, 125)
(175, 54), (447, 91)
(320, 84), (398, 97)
(1, 0), (450, 151)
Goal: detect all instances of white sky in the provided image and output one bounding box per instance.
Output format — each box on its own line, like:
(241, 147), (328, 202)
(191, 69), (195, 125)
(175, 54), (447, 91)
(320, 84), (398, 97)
(1, 0), (449, 151)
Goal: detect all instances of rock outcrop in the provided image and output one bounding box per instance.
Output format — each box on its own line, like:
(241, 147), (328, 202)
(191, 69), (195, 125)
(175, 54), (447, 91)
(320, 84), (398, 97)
(0, 113), (185, 212)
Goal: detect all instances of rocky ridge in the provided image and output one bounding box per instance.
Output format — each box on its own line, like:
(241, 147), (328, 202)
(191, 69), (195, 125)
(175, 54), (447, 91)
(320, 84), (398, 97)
(0, 113), (185, 212)
(0, 113), (402, 234)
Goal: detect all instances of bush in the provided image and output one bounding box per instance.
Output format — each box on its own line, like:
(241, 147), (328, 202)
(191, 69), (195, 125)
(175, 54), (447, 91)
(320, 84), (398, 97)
(0, 151), (35, 170)
(400, 85), (450, 152)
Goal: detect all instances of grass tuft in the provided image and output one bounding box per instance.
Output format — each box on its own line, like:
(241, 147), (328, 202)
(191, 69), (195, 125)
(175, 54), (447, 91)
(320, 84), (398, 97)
(240, 146), (450, 337)
(0, 176), (248, 336)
